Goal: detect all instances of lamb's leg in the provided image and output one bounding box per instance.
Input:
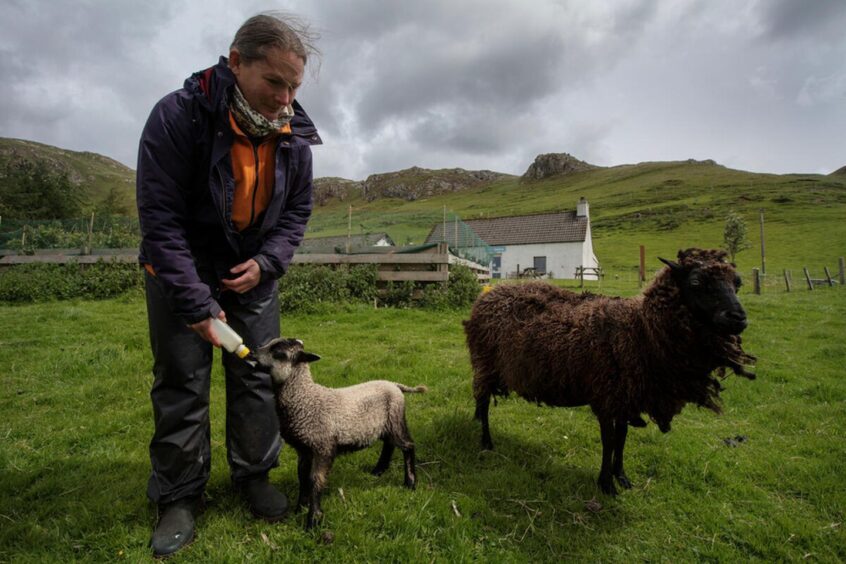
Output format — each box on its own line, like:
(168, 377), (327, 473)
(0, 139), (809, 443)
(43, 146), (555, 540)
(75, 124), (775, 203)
(475, 392), (494, 450)
(306, 453), (333, 530)
(371, 440), (394, 476)
(391, 416), (417, 489)
(597, 417), (619, 496)
(296, 450), (312, 510)
(612, 417), (632, 489)
(401, 444), (417, 490)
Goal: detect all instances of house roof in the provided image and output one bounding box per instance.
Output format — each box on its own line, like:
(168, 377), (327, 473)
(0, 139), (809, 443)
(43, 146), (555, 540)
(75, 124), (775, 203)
(298, 232), (394, 254)
(425, 211), (587, 246)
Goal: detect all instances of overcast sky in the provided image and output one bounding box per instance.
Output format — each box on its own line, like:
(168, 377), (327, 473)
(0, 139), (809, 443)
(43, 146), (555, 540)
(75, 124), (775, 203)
(1, 0), (844, 180)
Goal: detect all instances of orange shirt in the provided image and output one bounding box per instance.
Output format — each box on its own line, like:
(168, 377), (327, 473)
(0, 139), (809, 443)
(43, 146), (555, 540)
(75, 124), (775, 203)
(228, 112), (291, 231)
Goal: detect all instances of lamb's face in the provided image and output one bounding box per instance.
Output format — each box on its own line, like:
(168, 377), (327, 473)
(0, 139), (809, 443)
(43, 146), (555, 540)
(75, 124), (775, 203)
(254, 337), (321, 385)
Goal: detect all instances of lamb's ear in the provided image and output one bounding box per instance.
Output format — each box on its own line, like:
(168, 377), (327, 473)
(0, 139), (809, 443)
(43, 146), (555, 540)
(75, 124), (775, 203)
(296, 351), (321, 364)
(658, 257), (682, 273)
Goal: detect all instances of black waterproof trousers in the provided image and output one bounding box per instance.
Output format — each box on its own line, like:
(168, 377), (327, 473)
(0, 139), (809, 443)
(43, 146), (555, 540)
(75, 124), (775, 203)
(144, 272), (282, 504)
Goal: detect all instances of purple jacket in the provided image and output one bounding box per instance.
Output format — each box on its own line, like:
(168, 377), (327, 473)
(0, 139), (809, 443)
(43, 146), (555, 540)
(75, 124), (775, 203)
(137, 57), (321, 324)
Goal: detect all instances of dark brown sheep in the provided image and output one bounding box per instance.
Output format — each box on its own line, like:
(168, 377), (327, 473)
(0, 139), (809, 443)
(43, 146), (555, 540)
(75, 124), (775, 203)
(464, 248), (756, 495)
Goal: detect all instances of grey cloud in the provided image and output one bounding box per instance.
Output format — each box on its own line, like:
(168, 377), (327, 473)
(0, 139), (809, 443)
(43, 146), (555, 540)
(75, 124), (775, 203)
(755, 0), (846, 40)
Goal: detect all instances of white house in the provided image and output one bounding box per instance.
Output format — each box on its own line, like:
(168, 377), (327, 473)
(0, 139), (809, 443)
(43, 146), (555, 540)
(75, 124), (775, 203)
(425, 198), (599, 280)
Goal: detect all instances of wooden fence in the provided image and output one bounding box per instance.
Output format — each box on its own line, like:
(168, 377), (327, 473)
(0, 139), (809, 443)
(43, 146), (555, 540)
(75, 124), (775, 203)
(0, 243), (491, 283)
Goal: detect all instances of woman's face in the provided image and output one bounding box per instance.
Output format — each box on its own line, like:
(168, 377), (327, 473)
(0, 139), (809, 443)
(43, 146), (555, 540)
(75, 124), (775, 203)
(229, 46), (304, 120)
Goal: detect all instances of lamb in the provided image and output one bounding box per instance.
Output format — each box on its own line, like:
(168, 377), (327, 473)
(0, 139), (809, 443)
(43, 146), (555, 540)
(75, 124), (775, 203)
(464, 248), (756, 495)
(252, 338), (426, 529)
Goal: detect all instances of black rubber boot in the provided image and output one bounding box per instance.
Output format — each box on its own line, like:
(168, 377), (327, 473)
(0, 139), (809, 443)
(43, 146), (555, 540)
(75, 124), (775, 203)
(151, 496), (201, 558)
(238, 474), (289, 522)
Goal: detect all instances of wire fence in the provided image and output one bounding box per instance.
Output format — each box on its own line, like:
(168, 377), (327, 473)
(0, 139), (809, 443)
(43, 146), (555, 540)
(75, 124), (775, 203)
(0, 215), (140, 253)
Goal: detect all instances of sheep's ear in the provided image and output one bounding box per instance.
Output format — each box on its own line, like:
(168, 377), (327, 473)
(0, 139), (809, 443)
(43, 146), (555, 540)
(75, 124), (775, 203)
(658, 257), (682, 272)
(297, 351), (321, 364)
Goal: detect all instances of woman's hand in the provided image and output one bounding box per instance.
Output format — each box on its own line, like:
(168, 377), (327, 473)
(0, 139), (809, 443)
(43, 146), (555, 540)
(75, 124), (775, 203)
(190, 311), (226, 346)
(221, 259), (262, 294)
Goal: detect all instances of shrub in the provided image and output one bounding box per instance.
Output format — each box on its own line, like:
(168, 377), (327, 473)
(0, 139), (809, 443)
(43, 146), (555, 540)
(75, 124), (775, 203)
(278, 264), (378, 312)
(419, 264), (482, 310)
(0, 261), (143, 303)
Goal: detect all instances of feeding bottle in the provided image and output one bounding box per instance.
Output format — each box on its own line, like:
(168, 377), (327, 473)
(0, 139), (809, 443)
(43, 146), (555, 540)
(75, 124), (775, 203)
(210, 318), (251, 359)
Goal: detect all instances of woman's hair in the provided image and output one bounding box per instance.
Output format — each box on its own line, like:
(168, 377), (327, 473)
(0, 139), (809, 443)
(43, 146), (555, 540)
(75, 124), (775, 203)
(230, 12), (321, 69)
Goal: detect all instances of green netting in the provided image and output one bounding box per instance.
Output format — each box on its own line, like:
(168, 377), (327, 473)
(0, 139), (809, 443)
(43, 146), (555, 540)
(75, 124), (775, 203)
(439, 213), (495, 267)
(0, 216), (140, 252)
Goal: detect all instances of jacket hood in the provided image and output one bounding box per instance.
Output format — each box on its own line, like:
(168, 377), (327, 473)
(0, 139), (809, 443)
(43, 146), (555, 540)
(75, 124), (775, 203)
(185, 56), (321, 143)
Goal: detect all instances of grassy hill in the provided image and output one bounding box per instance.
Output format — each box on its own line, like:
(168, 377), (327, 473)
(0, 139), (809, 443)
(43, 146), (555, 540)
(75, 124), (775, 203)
(0, 138), (136, 215)
(307, 160), (846, 276)
(2, 136), (844, 278)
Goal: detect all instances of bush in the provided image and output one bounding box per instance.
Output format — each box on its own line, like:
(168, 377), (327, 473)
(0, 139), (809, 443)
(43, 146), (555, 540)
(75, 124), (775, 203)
(419, 264), (482, 310)
(278, 264), (378, 312)
(0, 261), (143, 303)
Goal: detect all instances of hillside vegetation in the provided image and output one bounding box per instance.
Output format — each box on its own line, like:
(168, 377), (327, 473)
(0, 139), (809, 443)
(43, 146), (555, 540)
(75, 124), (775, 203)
(308, 160), (846, 275)
(0, 138), (135, 217)
(3, 137), (844, 279)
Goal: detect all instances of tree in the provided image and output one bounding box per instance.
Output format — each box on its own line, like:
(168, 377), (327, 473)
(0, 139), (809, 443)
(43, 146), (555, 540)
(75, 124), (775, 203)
(723, 212), (750, 263)
(0, 161), (83, 219)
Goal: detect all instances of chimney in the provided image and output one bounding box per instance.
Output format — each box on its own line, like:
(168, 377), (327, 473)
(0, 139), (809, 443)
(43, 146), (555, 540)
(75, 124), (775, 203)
(576, 197), (589, 218)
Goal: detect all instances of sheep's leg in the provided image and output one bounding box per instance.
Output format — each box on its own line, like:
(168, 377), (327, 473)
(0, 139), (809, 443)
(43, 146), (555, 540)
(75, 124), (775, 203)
(475, 393), (494, 450)
(597, 418), (619, 496)
(612, 418), (633, 489)
(296, 451), (313, 510)
(306, 454), (333, 530)
(371, 440), (394, 476)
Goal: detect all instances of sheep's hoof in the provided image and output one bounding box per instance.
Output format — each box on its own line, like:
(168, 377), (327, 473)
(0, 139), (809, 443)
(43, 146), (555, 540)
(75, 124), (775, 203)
(305, 511), (323, 530)
(404, 476), (416, 490)
(371, 465), (388, 477)
(629, 416), (648, 428)
(598, 477), (618, 496)
(615, 473), (633, 489)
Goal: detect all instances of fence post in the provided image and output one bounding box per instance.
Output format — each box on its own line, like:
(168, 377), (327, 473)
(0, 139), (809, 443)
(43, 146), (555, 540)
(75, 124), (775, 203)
(824, 267), (834, 287)
(752, 268), (761, 295)
(839, 257), (845, 285)
(85, 212), (95, 255)
(783, 269), (791, 292)
(804, 268), (814, 291)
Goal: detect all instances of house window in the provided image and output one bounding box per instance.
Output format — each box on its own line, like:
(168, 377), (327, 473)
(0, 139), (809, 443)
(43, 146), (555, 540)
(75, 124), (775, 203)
(533, 256), (547, 274)
(492, 255), (502, 270)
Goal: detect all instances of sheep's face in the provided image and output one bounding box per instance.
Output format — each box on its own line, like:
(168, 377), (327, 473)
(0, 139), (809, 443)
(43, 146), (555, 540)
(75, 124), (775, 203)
(254, 337), (321, 385)
(660, 250), (747, 336)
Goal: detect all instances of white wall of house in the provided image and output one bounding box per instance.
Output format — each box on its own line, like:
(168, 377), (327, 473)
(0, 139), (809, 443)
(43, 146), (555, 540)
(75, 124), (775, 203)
(494, 241), (599, 280)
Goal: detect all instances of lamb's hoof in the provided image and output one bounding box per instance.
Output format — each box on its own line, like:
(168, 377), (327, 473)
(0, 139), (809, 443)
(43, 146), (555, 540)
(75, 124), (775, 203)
(481, 438), (494, 451)
(371, 465), (388, 477)
(615, 474), (633, 489)
(404, 476), (416, 490)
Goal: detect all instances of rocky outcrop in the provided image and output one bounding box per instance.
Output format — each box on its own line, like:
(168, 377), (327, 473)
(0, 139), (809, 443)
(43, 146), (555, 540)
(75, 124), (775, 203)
(363, 167), (510, 202)
(521, 153), (599, 182)
(830, 165), (846, 176)
(313, 166), (513, 205)
(312, 177), (365, 206)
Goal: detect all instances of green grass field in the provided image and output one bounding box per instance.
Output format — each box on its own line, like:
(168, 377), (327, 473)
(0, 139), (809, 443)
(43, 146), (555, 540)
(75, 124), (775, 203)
(1, 282), (844, 562)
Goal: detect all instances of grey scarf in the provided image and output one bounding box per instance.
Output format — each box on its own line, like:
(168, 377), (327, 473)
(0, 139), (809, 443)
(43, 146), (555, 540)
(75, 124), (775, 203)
(230, 84), (294, 137)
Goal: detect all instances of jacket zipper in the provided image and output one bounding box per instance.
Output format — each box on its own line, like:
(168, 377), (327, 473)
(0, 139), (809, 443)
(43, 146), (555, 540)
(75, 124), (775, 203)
(216, 166), (229, 228)
(249, 141), (260, 227)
